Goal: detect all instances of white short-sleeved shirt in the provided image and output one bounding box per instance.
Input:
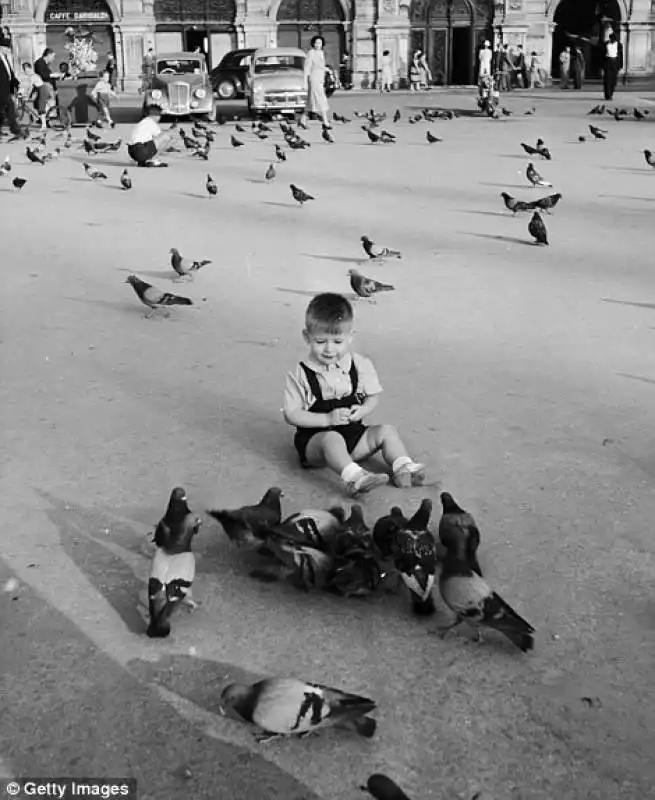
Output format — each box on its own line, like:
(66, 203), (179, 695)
(284, 352), (382, 416)
(129, 117), (161, 145)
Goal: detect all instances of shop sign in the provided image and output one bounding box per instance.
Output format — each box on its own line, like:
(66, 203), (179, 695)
(46, 10), (111, 21)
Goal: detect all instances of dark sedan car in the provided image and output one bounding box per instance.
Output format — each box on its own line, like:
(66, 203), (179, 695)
(211, 48), (256, 100)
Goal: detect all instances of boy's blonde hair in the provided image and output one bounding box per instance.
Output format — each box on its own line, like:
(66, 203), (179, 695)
(305, 293), (353, 334)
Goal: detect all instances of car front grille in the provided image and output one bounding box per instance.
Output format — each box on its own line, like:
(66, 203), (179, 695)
(168, 83), (189, 112)
(263, 92), (306, 107)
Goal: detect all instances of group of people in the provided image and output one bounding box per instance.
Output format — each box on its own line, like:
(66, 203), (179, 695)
(478, 40), (546, 91)
(558, 44), (586, 90)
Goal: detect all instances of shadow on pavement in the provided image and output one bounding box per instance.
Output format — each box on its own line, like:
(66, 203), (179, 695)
(601, 298), (655, 311)
(463, 232), (534, 247)
(0, 558), (322, 800)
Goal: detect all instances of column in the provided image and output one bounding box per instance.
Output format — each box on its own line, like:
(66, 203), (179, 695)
(376, 0), (410, 88)
(623, 21), (651, 75)
(352, 0), (376, 88)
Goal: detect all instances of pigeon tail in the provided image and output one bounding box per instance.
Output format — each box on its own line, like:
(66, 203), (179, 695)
(411, 592), (437, 616)
(354, 716), (377, 738)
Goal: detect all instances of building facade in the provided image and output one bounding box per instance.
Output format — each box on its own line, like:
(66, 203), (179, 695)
(2, 0), (654, 91)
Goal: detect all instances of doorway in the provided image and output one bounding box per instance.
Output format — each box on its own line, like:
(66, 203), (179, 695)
(451, 26), (472, 84)
(551, 0), (621, 79)
(185, 28), (209, 58)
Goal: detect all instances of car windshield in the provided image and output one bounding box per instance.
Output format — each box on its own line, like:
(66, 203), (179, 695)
(254, 55), (304, 73)
(157, 59), (203, 75)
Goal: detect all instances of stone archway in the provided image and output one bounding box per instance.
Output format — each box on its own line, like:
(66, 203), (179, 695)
(275, 0), (346, 69)
(410, 0), (491, 85)
(551, 0), (622, 79)
(41, 0), (116, 76)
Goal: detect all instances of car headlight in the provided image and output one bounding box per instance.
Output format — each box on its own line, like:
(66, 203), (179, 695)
(194, 88), (206, 99)
(151, 89), (162, 100)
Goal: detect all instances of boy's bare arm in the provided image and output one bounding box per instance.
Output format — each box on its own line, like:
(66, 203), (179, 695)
(349, 394), (379, 422)
(284, 408), (332, 428)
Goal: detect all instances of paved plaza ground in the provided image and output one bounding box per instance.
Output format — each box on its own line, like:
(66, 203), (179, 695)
(1, 84), (655, 800)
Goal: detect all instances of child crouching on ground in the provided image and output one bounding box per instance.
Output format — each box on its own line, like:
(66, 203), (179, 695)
(127, 104), (175, 167)
(91, 70), (117, 127)
(283, 292), (428, 497)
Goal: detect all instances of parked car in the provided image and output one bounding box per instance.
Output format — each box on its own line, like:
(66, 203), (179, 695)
(247, 47), (307, 117)
(143, 52), (214, 119)
(211, 48), (256, 100)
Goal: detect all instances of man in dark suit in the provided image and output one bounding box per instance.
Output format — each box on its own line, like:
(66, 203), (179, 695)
(0, 34), (24, 139)
(603, 33), (623, 101)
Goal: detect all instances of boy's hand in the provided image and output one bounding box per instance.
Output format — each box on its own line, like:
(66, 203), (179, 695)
(348, 406), (366, 423)
(328, 408), (351, 426)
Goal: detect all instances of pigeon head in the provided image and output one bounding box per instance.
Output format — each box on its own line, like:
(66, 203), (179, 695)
(220, 683), (253, 721)
(261, 487), (283, 508)
(327, 505), (346, 524)
(164, 486), (192, 523)
(170, 247), (179, 255)
(348, 269), (361, 277)
(361, 235), (372, 244)
(345, 504), (369, 535)
(125, 275), (136, 285)
(440, 492), (464, 514)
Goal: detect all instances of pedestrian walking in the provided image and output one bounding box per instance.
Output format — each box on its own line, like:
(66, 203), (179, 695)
(409, 50), (422, 91)
(478, 39), (492, 78)
(559, 46), (571, 89)
(141, 46), (154, 94)
(379, 50), (393, 92)
(105, 53), (117, 90)
(500, 44), (513, 91)
(91, 69), (117, 127)
(0, 33), (24, 140)
(603, 33), (622, 101)
(572, 46), (585, 90)
(514, 44), (528, 88)
(299, 35), (331, 129)
(528, 51), (544, 89)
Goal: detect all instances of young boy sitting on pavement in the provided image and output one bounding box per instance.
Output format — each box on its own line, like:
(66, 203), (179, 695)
(283, 293), (428, 496)
(127, 104), (174, 167)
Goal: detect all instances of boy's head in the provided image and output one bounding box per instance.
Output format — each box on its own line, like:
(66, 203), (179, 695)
(145, 104), (162, 118)
(100, 69), (109, 80)
(303, 293), (354, 365)
(22, 62), (33, 73)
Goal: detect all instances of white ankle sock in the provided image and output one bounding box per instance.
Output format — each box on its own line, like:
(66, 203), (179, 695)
(341, 463), (363, 483)
(392, 456), (412, 474)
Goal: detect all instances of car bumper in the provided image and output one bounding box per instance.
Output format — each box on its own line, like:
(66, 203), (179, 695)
(146, 95), (213, 115)
(251, 92), (307, 112)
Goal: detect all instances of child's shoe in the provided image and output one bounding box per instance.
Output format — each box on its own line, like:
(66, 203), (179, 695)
(392, 461), (427, 488)
(342, 469), (389, 497)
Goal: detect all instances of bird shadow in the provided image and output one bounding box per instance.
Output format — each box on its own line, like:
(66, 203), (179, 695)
(261, 201), (293, 209)
(246, 178), (268, 184)
(180, 192), (209, 200)
(617, 372), (655, 386)
(462, 210), (512, 218)
(604, 166), (650, 174)
(464, 232), (534, 247)
(300, 253), (366, 264)
(275, 287), (322, 298)
(125, 269), (175, 282)
(64, 296), (147, 316)
(479, 182), (531, 190)
(598, 194), (654, 202)
(601, 298), (655, 311)
(499, 153), (534, 160)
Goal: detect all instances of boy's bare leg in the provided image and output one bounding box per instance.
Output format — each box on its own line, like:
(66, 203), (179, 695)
(304, 430), (353, 472)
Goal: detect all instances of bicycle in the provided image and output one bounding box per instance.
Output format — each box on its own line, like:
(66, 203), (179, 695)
(15, 92), (68, 130)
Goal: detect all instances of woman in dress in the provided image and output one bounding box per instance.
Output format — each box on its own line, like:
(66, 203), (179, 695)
(300, 35), (331, 128)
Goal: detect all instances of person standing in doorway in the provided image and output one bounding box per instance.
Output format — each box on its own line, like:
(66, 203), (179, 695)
(559, 46), (570, 89)
(379, 50), (393, 92)
(300, 35), (331, 129)
(528, 50), (543, 89)
(572, 45), (585, 90)
(603, 33), (622, 101)
(514, 44), (528, 89)
(105, 53), (117, 90)
(141, 46), (154, 94)
(500, 44), (513, 91)
(418, 50), (431, 88)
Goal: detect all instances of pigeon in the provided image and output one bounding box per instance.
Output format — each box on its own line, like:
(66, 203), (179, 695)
(147, 487), (201, 638)
(25, 146), (45, 165)
(125, 274), (193, 318)
(526, 162), (552, 188)
(588, 104), (605, 115)
(170, 247), (211, 280)
(120, 169), (132, 190)
(578, 135), (587, 142)
(206, 173), (217, 196)
(322, 126), (335, 143)
(94, 138), (122, 153)
(231, 135), (245, 148)
(426, 131), (442, 143)
(634, 108), (645, 121)
(380, 131), (396, 144)
(372, 506), (408, 561)
(529, 192), (562, 214)
(290, 183), (314, 207)
(259, 122), (272, 132)
(520, 142), (540, 156)
(235, 123), (246, 132)
(643, 149), (655, 168)
(12, 177), (27, 191)
(216, 113), (226, 125)
(275, 144), (287, 162)
(438, 492), (482, 576)
(501, 107), (512, 116)
(589, 124), (607, 140)
(528, 211), (548, 245)
(361, 235), (401, 260)
(86, 127), (101, 142)
(255, 130), (269, 141)
(63, 131), (72, 149)
(380, 129), (396, 140)
(536, 144), (551, 160)
(613, 107), (622, 122)
(438, 537), (535, 652)
(265, 163), (276, 181)
(207, 487), (283, 549)
(82, 139), (96, 155)
(348, 269), (394, 299)
(43, 147), (61, 161)
(391, 499), (439, 615)
(221, 677), (376, 742)
(83, 162), (107, 180)
(0, 155), (11, 175)
(365, 128), (380, 143)
(363, 774), (413, 800)
(500, 192), (533, 214)
(192, 141), (210, 160)
(392, 109), (401, 123)
(332, 112), (347, 122)
(524, 105), (536, 115)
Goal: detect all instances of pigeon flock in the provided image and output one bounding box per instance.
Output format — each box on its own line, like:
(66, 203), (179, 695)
(2, 93), (653, 800)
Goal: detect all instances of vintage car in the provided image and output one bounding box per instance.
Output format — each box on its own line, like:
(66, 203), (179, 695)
(246, 47), (307, 117)
(143, 52), (214, 119)
(210, 48), (256, 100)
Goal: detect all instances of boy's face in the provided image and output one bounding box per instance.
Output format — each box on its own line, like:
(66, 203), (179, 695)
(102, 71), (109, 81)
(303, 323), (353, 366)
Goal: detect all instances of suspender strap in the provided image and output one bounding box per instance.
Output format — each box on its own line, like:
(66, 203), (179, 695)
(299, 362), (323, 402)
(348, 359), (359, 394)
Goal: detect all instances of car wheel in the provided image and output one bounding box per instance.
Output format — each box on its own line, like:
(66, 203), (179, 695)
(216, 79), (237, 100)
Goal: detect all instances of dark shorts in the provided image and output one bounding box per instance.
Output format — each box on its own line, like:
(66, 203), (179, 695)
(294, 423), (367, 468)
(128, 140), (157, 165)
